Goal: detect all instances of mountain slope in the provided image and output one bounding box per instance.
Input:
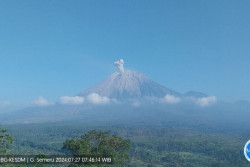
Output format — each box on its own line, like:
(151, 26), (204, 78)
(79, 70), (181, 99)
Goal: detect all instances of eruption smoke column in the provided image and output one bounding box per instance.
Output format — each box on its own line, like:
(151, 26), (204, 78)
(114, 59), (125, 73)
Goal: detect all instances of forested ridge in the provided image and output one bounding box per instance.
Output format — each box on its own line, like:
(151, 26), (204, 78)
(0, 123), (248, 167)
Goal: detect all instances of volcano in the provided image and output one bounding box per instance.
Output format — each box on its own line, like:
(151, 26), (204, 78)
(0, 59), (225, 125)
(79, 69), (180, 100)
(78, 59), (208, 100)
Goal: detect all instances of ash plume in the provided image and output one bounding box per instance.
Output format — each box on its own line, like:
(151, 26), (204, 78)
(114, 59), (125, 73)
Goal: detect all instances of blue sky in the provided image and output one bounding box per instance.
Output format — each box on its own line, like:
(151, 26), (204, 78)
(0, 0), (250, 106)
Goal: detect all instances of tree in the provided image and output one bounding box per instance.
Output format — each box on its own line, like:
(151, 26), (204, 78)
(63, 130), (131, 166)
(0, 125), (13, 154)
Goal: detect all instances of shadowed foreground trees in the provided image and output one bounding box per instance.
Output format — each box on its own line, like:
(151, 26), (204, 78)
(63, 130), (131, 166)
(0, 125), (13, 154)
(0, 126), (14, 167)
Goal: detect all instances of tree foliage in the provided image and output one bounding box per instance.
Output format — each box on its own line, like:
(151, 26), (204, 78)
(63, 130), (131, 166)
(0, 125), (13, 154)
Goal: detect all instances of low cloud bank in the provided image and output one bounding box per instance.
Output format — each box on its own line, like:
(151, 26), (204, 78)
(32, 93), (217, 107)
(60, 96), (84, 105)
(59, 93), (114, 105)
(87, 93), (110, 104)
(131, 100), (141, 107)
(158, 94), (217, 107)
(196, 96), (217, 107)
(33, 97), (54, 106)
(161, 94), (181, 104)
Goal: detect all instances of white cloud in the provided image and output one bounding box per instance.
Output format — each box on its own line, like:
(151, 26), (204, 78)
(131, 100), (141, 107)
(60, 96), (84, 105)
(196, 96), (217, 107)
(33, 97), (54, 106)
(87, 93), (110, 104)
(161, 94), (181, 104)
(1, 101), (11, 107)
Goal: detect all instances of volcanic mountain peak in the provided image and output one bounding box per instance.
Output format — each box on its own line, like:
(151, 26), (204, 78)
(79, 60), (180, 99)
